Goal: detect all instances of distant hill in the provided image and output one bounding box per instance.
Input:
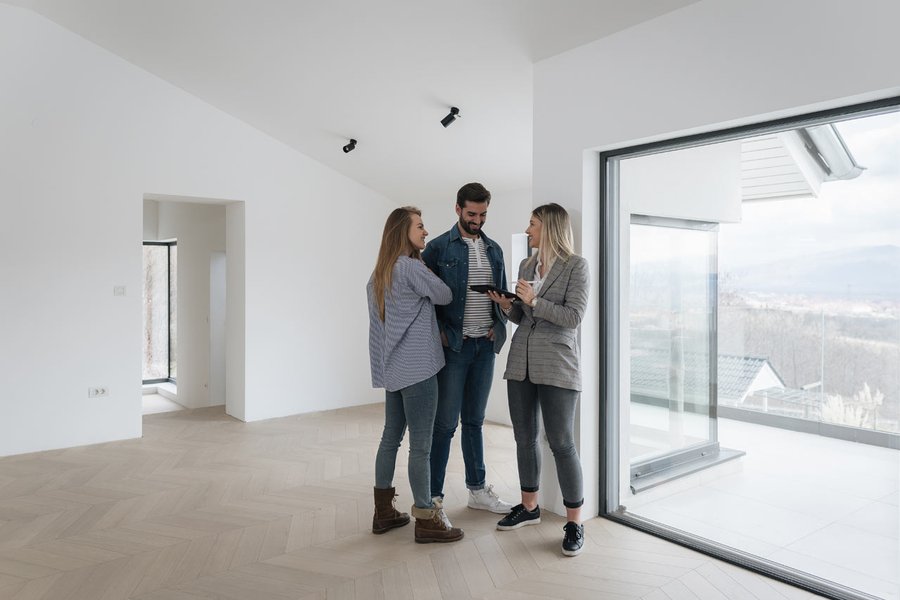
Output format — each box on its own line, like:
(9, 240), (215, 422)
(725, 245), (900, 299)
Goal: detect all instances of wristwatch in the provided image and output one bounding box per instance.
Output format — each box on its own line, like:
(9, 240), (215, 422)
(530, 297), (538, 308)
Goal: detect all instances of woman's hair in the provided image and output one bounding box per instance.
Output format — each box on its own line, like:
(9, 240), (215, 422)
(529, 203), (575, 268)
(373, 206), (422, 321)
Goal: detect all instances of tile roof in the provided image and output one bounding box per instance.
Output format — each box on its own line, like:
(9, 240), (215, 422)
(630, 347), (781, 402)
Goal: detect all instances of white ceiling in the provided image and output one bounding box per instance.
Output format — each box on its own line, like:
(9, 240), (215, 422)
(9, 0), (696, 204)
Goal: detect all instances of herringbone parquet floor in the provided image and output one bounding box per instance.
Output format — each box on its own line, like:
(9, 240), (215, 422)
(0, 404), (825, 600)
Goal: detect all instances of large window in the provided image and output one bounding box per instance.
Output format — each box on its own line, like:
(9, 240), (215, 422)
(602, 99), (900, 600)
(142, 241), (177, 383)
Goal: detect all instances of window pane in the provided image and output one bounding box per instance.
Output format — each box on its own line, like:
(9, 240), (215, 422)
(169, 244), (177, 380)
(142, 245), (168, 380)
(630, 222), (716, 465)
(610, 109), (900, 600)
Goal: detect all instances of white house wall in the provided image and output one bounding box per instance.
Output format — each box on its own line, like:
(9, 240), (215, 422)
(0, 5), (391, 456)
(533, 0), (900, 516)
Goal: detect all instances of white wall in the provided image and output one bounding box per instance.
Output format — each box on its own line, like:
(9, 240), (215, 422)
(533, 0), (900, 516)
(0, 5), (391, 456)
(209, 251), (227, 407)
(143, 201), (160, 240)
(225, 202), (246, 421)
(621, 142), (743, 223)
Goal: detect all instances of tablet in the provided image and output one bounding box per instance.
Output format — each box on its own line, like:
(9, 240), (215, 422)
(469, 284), (520, 300)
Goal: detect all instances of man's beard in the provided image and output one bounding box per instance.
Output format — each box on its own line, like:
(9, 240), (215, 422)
(459, 219), (481, 235)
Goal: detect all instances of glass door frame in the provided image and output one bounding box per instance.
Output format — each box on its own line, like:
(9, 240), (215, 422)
(628, 214), (720, 493)
(598, 94), (900, 600)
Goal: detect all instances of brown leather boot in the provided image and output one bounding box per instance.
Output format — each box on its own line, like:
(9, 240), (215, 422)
(411, 498), (464, 543)
(372, 487), (410, 534)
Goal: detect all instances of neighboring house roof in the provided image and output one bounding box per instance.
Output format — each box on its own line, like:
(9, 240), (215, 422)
(741, 124), (864, 202)
(630, 348), (784, 403)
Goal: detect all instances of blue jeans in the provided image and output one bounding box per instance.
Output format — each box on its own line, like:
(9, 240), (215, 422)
(375, 375), (438, 509)
(430, 337), (495, 497)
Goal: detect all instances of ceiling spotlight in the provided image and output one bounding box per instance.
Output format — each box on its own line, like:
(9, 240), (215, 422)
(441, 107), (460, 128)
(342, 139), (357, 153)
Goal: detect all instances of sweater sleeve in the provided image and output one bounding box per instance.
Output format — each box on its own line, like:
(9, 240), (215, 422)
(405, 257), (452, 305)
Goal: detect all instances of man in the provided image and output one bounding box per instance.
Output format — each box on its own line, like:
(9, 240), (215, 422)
(422, 182), (513, 520)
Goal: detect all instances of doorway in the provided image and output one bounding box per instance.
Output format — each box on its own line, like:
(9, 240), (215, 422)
(141, 197), (238, 414)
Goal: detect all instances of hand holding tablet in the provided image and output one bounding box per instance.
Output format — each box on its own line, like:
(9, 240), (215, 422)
(469, 284), (520, 300)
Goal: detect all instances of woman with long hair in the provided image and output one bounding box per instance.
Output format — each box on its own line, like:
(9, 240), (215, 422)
(486, 203), (589, 556)
(367, 206), (463, 543)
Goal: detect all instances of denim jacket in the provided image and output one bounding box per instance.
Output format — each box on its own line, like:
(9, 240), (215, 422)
(422, 224), (508, 354)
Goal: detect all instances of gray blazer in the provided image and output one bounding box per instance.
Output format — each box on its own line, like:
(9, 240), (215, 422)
(503, 254), (589, 391)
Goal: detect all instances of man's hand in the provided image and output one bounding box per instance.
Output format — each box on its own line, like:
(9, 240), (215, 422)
(440, 330), (449, 347)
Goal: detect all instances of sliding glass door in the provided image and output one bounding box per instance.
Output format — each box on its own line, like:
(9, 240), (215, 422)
(629, 216), (720, 492)
(601, 97), (900, 600)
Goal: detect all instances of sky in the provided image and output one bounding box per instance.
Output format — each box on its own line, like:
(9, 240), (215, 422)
(625, 109), (900, 270)
(718, 110), (900, 269)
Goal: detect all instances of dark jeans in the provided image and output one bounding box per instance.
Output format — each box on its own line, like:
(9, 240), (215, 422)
(375, 375), (439, 509)
(430, 337), (495, 497)
(507, 377), (584, 509)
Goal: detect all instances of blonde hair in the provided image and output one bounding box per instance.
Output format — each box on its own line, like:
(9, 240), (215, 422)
(528, 203), (575, 268)
(373, 206), (422, 321)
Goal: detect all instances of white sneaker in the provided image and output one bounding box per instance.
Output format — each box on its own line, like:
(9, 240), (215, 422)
(467, 484), (514, 514)
(432, 496), (454, 529)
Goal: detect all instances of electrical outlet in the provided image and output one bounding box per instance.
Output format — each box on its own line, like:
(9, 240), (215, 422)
(88, 387), (109, 398)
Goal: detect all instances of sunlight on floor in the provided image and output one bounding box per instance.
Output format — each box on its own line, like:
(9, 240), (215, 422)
(142, 393), (184, 415)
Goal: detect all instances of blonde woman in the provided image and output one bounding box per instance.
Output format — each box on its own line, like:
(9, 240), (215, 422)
(367, 206), (463, 543)
(486, 203), (589, 556)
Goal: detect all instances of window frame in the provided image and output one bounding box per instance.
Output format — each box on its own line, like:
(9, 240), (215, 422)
(142, 240), (177, 385)
(599, 95), (900, 600)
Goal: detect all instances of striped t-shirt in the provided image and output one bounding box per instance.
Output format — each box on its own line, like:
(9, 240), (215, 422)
(462, 236), (494, 338)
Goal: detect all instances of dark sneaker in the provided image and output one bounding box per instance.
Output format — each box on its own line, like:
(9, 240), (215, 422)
(562, 521), (584, 556)
(496, 503), (541, 531)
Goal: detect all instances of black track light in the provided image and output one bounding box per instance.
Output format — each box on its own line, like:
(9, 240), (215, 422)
(441, 107), (460, 128)
(342, 139), (357, 153)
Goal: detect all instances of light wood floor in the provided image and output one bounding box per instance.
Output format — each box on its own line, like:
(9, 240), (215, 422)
(0, 404), (826, 600)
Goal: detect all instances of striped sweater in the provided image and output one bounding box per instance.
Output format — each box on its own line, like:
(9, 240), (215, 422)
(367, 256), (452, 392)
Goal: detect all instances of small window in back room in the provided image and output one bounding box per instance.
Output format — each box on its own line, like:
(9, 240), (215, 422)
(143, 241), (177, 383)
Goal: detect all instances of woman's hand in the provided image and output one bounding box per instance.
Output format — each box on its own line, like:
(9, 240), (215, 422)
(515, 279), (536, 305)
(486, 290), (513, 312)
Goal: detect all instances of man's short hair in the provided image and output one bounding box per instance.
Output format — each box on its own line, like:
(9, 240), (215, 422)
(457, 182), (491, 208)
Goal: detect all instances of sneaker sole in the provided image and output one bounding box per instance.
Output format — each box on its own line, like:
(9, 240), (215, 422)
(468, 502), (514, 514)
(496, 517), (541, 531)
(562, 546), (583, 557)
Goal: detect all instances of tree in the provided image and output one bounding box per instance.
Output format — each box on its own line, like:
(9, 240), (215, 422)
(822, 383), (885, 429)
